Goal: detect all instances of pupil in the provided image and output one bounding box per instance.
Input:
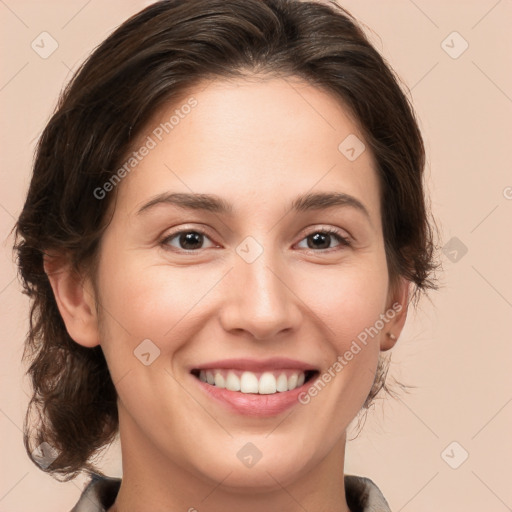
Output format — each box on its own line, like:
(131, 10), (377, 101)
(180, 232), (202, 250)
(309, 232), (330, 249)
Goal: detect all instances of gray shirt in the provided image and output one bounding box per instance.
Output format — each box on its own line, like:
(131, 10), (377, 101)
(70, 473), (392, 511)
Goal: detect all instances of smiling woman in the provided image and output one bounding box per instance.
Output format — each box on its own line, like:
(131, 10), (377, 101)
(12, 1), (437, 511)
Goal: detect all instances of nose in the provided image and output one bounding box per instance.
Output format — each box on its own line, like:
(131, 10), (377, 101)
(219, 251), (302, 341)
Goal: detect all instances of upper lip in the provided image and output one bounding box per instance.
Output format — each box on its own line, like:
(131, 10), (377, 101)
(191, 357), (318, 372)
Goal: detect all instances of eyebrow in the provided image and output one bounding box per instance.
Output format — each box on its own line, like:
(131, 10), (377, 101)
(136, 191), (370, 219)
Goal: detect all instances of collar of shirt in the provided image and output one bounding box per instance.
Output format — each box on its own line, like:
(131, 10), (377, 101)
(70, 473), (392, 512)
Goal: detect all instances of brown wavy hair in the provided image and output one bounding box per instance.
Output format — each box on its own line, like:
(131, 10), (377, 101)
(13, 0), (438, 480)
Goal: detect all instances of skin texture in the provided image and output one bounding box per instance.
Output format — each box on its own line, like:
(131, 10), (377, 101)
(45, 76), (409, 512)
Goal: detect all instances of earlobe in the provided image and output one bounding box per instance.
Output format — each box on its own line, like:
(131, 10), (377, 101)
(381, 277), (410, 351)
(43, 253), (101, 348)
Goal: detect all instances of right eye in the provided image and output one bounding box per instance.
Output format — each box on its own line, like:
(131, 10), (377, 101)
(160, 229), (218, 252)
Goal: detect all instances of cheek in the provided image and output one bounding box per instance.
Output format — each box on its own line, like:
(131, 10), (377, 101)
(297, 261), (389, 400)
(298, 261), (390, 344)
(94, 252), (226, 382)
(97, 254), (207, 335)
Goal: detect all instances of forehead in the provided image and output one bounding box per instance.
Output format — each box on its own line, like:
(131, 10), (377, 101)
(112, 76), (380, 224)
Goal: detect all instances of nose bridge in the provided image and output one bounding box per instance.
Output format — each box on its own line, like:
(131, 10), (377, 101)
(220, 239), (300, 339)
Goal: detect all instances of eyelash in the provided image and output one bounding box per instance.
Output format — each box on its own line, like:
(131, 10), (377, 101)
(159, 227), (351, 254)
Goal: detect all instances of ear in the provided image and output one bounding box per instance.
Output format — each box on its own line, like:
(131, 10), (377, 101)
(380, 277), (410, 351)
(43, 252), (101, 348)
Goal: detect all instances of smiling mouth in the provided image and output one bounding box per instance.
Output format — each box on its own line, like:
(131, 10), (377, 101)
(190, 368), (319, 394)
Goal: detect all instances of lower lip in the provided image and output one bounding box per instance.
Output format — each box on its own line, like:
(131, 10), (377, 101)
(191, 374), (316, 417)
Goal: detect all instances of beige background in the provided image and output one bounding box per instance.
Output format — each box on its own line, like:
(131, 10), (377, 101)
(1, 1), (511, 510)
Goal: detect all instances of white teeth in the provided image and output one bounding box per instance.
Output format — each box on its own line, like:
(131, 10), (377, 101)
(240, 371), (259, 393)
(276, 373), (288, 392)
(196, 369), (309, 394)
(214, 372), (225, 388)
(288, 373), (298, 390)
(259, 372), (277, 394)
(225, 371), (241, 391)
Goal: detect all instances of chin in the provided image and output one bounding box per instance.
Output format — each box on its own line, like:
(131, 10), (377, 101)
(188, 436), (321, 492)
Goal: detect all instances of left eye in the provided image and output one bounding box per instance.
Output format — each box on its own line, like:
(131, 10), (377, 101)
(296, 229), (350, 250)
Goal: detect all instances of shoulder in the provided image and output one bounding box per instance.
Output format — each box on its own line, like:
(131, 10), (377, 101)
(345, 474), (392, 512)
(69, 473), (121, 512)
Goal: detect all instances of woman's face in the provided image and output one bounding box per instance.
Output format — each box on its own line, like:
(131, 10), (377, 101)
(88, 76), (406, 489)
